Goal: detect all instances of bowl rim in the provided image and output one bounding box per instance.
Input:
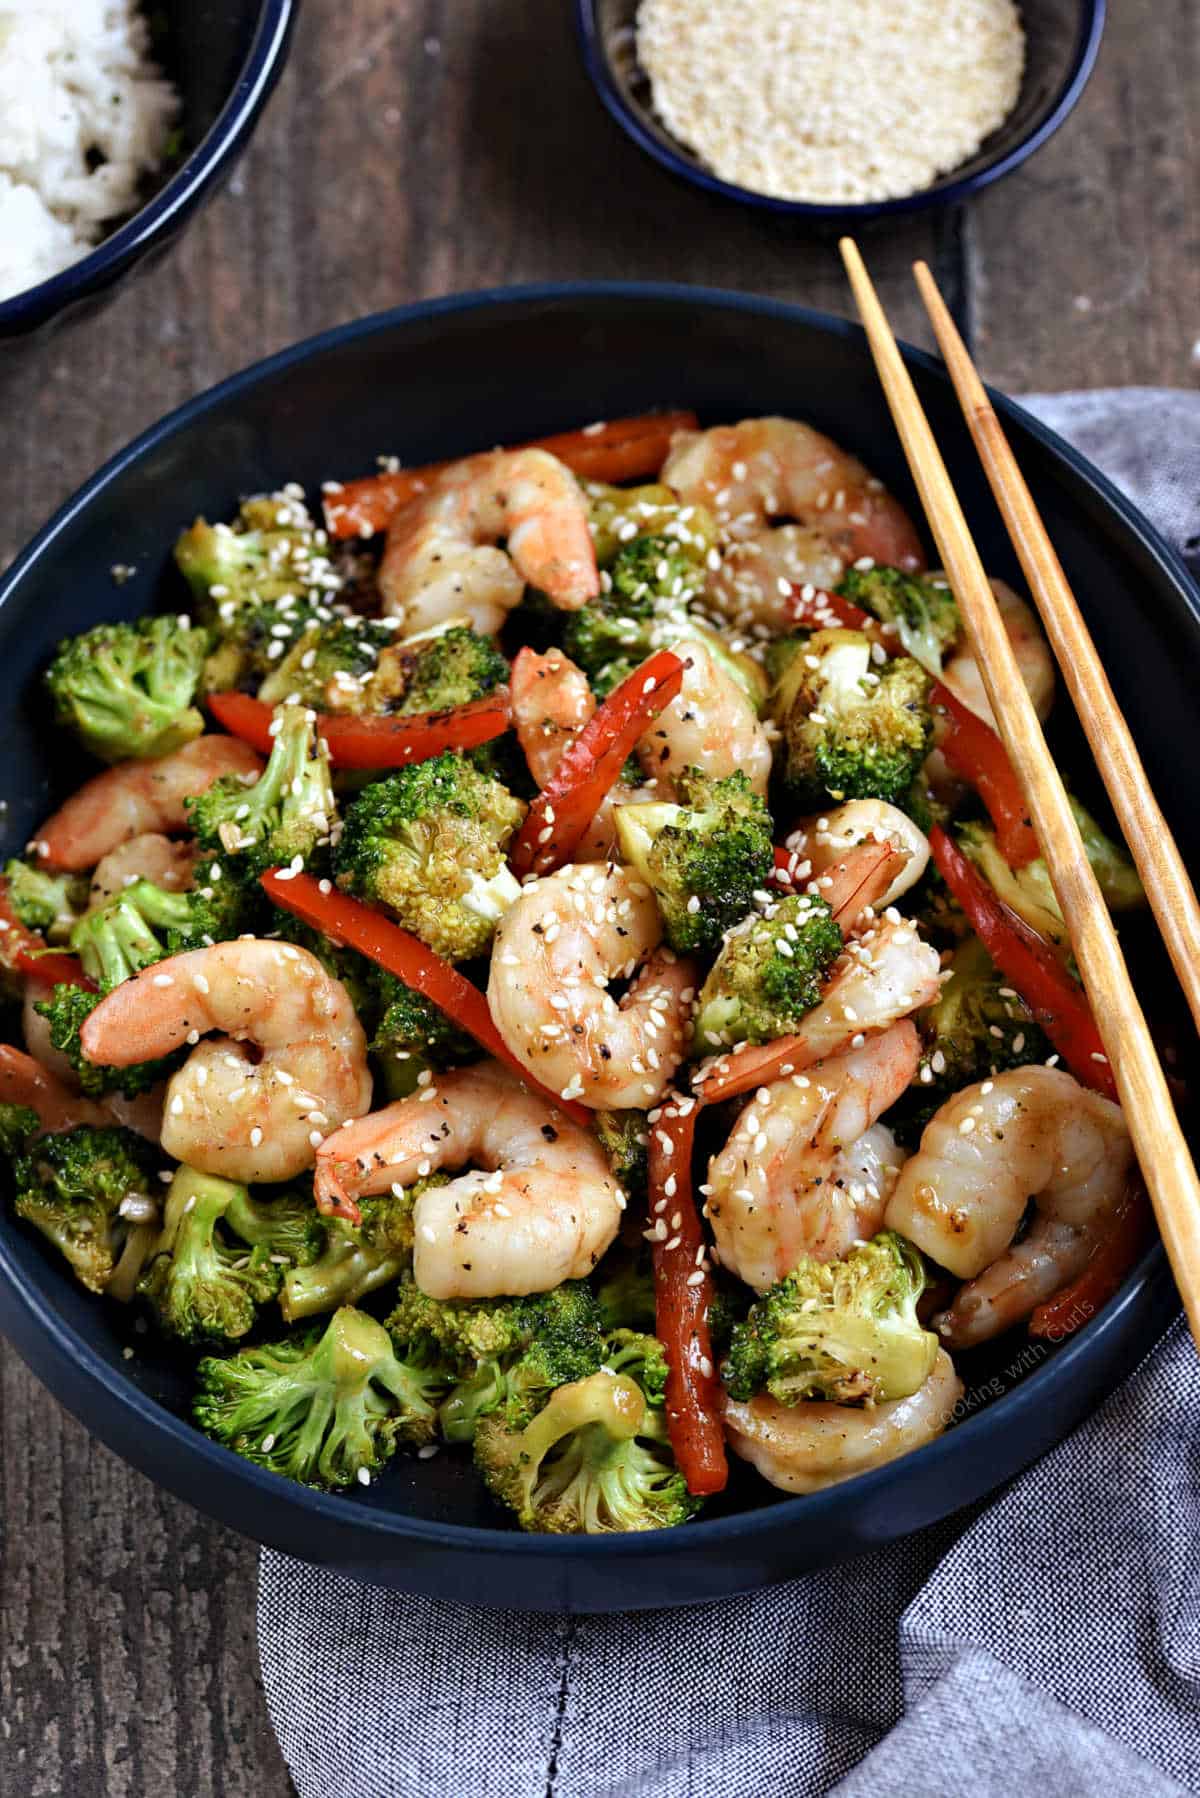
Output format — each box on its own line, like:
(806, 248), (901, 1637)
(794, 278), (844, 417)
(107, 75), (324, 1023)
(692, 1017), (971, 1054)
(0, 279), (1190, 1558)
(0, 0), (297, 330)
(573, 0), (1107, 219)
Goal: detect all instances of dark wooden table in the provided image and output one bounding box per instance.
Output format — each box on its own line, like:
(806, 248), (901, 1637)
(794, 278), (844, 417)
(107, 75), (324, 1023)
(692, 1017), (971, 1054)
(1, 3), (1196, 1791)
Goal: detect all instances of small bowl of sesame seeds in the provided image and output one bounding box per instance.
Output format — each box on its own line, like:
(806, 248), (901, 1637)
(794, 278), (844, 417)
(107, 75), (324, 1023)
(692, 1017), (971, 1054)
(575, 0), (1104, 219)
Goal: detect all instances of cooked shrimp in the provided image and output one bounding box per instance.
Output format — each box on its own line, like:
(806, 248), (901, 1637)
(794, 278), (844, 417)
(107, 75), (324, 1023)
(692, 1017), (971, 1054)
(723, 1348), (962, 1494)
(784, 912), (941, 1067)
(78, 939), (372, 1183)
(35, 736), (263, 873)
(662, 417), (923, 634)
(707, 1023), (917, 1290)
(939, 577), (1054, 726)
(314, 1061), (623, 1297)
(635, 633), (772, 798)
(0, 1043), (111, 1133)
(89, 832), (195, 907)
(511, 647), (654, 860)
(785, 800), (930, 910)
(379, 447), (599, 636)
(487, 863), (696, 1110)
(885, 1067), (1133, 1346)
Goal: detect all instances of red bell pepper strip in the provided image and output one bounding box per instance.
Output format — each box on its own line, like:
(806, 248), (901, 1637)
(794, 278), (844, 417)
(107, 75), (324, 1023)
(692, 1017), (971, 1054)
(260, 869), (591, 1127)
(1028, 1183), (1153, 1340)
(323, 410), (701, 540)
(207, 688), (512, 771)
(509, 650), (685, 879)
(0, 882), (93, 989)
(786, 584), (1040, 869)
(648, 1097), (729, 1496)
(929, 825), (1117, 1101)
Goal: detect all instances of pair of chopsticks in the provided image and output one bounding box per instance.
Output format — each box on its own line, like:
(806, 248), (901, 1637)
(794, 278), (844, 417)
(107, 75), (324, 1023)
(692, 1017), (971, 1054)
(838, 239), (1200, 1353)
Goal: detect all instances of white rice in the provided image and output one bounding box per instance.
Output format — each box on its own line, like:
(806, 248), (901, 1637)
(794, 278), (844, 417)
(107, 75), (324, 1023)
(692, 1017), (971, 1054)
(637, 0), (1025, 206)
(0, 1), (179, 302)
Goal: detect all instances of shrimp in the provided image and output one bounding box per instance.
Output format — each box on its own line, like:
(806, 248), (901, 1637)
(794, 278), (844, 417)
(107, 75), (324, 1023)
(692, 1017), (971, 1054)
(707, 1023), (917, 1290)
(379, 447), (599, 636)
(723, 1348), (963, 1495)
(939, 576), (1055, 727)
(511, 647), (654, 860)
(662, 417), (924, 634)
(314, 1061), (623, 1298)
(784, 800), (930, 911)
(885, 1067), (1134, 1347)
(89, 832), (195, 907)
(15, 993), (164, 1141)
(78, 939), (372, 1184)
(34, 736), (263, 873)
(0, 1043), (112, 1133)
(635, 633), (773, 798)
(487, 863), (696, 1110)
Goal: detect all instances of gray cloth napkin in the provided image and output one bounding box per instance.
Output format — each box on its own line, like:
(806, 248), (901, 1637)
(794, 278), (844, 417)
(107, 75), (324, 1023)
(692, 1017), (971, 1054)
(258, 389), (1200, 1798)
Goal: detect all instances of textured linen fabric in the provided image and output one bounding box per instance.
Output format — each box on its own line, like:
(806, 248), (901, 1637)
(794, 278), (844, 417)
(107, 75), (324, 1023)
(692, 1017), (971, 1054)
(258, 390), (1200, 1798)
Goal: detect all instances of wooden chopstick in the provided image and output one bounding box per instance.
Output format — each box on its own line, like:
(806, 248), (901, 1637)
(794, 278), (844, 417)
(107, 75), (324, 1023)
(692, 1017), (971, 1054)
(913, 258), (1200, 1042)
(839, 236), (1200, 1353)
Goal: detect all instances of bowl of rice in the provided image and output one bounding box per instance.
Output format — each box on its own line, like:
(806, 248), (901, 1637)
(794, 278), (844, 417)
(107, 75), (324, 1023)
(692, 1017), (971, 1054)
(0, 0), (296, 340)
(575, 0), (1105, 220)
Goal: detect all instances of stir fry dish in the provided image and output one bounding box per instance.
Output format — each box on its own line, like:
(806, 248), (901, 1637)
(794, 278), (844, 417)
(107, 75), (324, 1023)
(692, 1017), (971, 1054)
(0, 410), (1152, 1531)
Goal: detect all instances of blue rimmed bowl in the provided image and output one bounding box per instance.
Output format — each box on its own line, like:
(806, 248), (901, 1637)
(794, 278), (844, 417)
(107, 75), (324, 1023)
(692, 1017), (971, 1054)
(0, 285), (1189, 1611)
(575, 0), (1105, 221)
(0, 0), (296, 341)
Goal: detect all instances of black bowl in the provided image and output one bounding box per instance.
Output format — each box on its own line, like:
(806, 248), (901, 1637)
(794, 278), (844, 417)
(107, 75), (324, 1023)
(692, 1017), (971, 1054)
(0, 0), (296, 341)
(576, 0), (1105, 220)
(0, 286), (1190, 1612)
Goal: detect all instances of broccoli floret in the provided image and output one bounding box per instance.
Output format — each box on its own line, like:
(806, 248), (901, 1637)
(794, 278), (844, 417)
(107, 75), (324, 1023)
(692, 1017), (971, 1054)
(592, 1110), (649, 1208)
(36, 983), (177, 1100)
(386, 1277), (607, 1444)
(723, 1231), (939, 1407)
(45, 616), (207, 763)
(371, 973), (478, 1099)
(393, 625), (511, 715)
(692, 892), (844, 1053)
(602, 1329), (669, 1405)
(474, 1368), (699, 1533)
(202, 594), (326, 694)
(3, 860), (88, 943)
(594, 1243), (657, 1333)
(886, 936), (1049, 1147)
(280, 1176), (447, 1322)
(613, 767), (774, 955)
(769, 627), (932, 808)
(838, 566), (961, 674)
(334, 751), (525, 961)
(707, 1275), (752, 1357)
(193, 1305), (442, 1489)
(586, 482), (716, 568)
(561, 557), (658, 696)
(7, 1123), (161, 1298)
(257, 615), (401, 712)
(187, 702), (336, 881)
(0, 1102), (39, 1156)
(957, 797), (1143, 951)
(137, 1166), (309, 1344)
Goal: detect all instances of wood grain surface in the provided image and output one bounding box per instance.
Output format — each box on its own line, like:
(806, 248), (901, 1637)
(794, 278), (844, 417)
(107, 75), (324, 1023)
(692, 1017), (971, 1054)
(0, 3), (1196, 1793)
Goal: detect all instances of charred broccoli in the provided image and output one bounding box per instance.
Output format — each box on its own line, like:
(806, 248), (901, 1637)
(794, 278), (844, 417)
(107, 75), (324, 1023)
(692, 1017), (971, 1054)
(957, 797), (1143, 950)
(391, 624), (511, 716)
(613, 767), (774, 954)
(334, 751), (525, 961)
(45, 615), (207, 762)
(257, 614), (400, 712)
(138, 1165), (317, 1344)
(187, 701), (336, 880)
(474, 1367), (698, 1533)
(838, 566), (961, 675)
(386, 1276), (607, 1444)
(6, 1122), (161, 1298)
(3, 860), (88, 943)
(692, 892), (844, 1053)
(193, 1305), (442, 1489)
(723, 1232), (938, 1407)
(769, 627), (932, 807)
